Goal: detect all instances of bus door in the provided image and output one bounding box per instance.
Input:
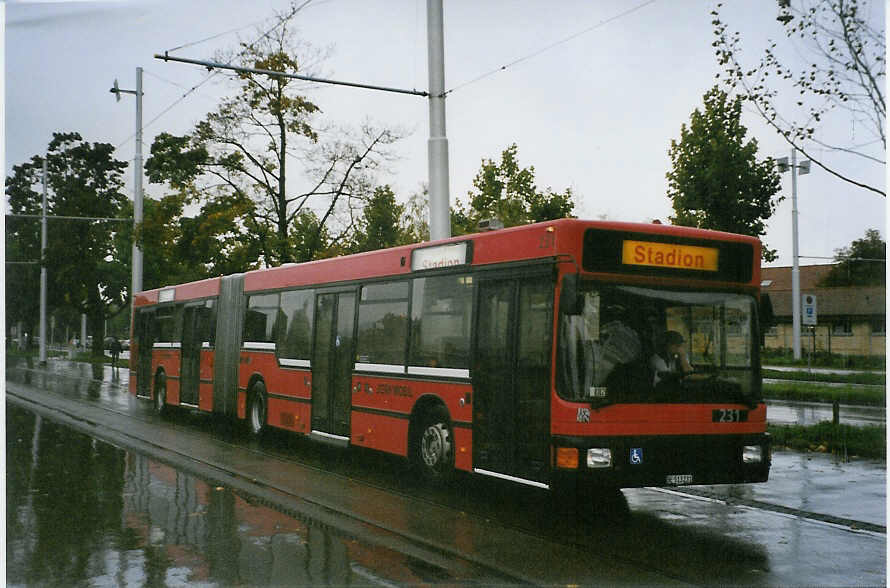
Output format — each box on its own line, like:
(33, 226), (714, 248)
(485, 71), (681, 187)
(135, 309), (155, 398)
(311, 290), (356, 442)
(179, 303), (203, 406)
(473, 274), (553, 487)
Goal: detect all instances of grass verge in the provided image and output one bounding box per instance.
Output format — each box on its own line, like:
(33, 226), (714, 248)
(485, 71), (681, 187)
(762, 349), (885, 370)
(768, 422), (886, 460)
(763, 381), (885, 406)
(763, 368), (885, 386)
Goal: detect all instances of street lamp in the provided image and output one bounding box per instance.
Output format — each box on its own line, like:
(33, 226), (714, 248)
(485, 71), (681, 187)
(109, 68), (144, 300)
(776, 149), (811, 360)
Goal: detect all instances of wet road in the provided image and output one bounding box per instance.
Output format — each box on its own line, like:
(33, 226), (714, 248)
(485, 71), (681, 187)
(6, 358), (887, 585)
(766, 399), (886, 427)
(6, 406), (488, 586)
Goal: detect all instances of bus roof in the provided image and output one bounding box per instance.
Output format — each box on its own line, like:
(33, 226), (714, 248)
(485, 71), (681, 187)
(133, 218), (761, 305)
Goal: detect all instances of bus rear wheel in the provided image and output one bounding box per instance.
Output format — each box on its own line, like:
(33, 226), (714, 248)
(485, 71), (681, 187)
(248, 382), (267, 437)
(154, 374), (167, 417)
(414, 406), (455, 483)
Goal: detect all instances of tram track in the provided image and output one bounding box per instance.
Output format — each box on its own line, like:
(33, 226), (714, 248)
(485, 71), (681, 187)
(6, 364), (885, 584)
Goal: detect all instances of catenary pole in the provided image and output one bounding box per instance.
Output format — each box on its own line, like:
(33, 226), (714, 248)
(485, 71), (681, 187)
(427, 0), (451, 241)
(39, 158), (48, 365)
(110, 68), (144, 303)
(133, 66), (144, 296)
(791, 148), (801, 360)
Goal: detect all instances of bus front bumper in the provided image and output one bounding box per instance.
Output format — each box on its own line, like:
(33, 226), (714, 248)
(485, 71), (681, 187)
(551, 433), (771, 489)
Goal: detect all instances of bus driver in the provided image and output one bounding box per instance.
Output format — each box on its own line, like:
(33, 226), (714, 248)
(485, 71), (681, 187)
(650, 330), (694, 386)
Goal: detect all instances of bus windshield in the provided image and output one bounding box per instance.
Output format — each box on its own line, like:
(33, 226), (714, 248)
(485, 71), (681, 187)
(559, 283), (760, 405)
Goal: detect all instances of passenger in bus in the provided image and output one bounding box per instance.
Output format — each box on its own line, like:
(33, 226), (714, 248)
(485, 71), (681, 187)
(650, 330), (693, 386)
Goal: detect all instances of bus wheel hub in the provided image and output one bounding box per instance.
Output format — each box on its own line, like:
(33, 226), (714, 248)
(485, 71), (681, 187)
(422, 423), (451, 467)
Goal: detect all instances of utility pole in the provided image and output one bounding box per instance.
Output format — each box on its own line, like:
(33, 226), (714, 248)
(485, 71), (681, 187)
(427, 0), (451, 241)
(776, 149), (810, 360)
(110, 67), (144, 299)
(154, 8), (453, 239)
(39, 158), (48, 365)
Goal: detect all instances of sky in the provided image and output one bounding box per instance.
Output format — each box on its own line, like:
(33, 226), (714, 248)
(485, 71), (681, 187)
(4, 0), (886, 268)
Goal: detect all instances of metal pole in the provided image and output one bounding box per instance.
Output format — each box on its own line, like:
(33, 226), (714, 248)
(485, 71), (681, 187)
(427, 0), (451, 241)
(39, 158), (48, 365)
(791, 148), (801, 360)
(133, 66), (144, 297)
(81, 313), (87, 350)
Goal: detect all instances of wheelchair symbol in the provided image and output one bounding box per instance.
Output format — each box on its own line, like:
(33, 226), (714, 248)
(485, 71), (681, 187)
(630, 448), (643, 465)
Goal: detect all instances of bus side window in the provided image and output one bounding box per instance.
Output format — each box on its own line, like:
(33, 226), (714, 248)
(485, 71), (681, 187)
(243, 293), (280, 345)
(356, 281), (410, 367)
(409, 275), (473, 370)
(155, 305), (182, 344)
(279, 289), (314, 361)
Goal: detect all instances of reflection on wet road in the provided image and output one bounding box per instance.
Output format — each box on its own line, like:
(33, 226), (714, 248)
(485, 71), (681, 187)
(6, 406), (462, 586)
(766, 399), (885, 427)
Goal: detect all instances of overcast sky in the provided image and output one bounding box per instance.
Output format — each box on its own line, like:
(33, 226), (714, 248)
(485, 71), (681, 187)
(5, 0), (886, 268)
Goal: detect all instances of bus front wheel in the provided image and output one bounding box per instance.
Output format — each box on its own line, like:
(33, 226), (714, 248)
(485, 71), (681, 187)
(248, 382), (267, 437)
(414, 406), (455, 483)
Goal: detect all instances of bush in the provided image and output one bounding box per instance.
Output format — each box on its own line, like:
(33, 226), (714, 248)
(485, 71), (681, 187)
(769, 422), (885, 459)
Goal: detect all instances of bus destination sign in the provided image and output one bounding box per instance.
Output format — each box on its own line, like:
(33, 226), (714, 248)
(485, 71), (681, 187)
(622, 240), (719, 272)
(411, 242), (469, 271)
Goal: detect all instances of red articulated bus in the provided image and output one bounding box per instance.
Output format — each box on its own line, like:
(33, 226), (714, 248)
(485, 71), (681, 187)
(130, 218), (771, 490)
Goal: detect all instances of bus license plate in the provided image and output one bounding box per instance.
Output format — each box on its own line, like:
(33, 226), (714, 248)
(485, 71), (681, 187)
(712, 409), (748, 423)
(666, 474), (693, 486)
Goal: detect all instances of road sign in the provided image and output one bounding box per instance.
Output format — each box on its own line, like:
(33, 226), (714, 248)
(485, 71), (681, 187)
(802, 294), (817, 326)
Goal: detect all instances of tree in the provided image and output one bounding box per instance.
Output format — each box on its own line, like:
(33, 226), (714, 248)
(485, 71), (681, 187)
(820, 228), (885, 285)
(5, 162), (43, 341)
(456, 143), (575, 235)
(146, 8), (403, 267)
(134, 189), (258, 289)
(350, 185), (413, 253)
(5, 132), (129, 356)
(667, 87), (783, 261)
(712, 0), (885, 196)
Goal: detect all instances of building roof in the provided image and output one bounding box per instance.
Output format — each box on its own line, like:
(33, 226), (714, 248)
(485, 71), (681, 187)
(761, 265), (885, 318)
(760, 264), (834, 290)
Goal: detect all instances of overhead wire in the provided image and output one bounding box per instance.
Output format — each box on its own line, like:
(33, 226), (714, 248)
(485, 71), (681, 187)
(115, 0), (315, 151)
(444, 0), (658, 96)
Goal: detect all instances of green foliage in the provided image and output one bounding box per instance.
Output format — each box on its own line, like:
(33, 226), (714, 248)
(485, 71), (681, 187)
(762, 346), (886, 370)
(290, 210), (331, 262)
(351, 186), (414, 253)
(768, 422), (885, 459)
(819, 228), (886, 286)
(667, 87), (783, 261)
(136, 189), (260, 289)
(455, 144), (575, 235)
(763, 368), (885, 386)
(762, 380), (885, 407)
(5, 132), (129, 355)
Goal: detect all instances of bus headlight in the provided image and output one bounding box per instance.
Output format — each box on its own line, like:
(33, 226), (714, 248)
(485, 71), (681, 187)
(742, 445), (763, 464)
(587, 448), (612, 468)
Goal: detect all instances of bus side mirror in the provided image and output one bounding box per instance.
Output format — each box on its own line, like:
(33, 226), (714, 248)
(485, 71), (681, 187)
(560, 273), (583, 315)
(759, 293), (774, 344)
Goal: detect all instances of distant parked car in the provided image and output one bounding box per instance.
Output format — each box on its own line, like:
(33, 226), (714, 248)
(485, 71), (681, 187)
(120, 339), (130, 350)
